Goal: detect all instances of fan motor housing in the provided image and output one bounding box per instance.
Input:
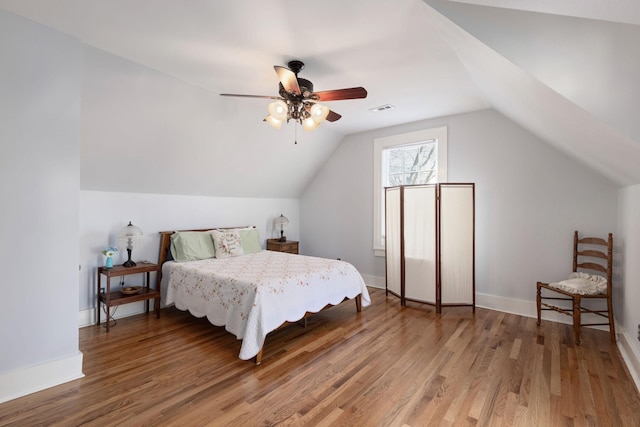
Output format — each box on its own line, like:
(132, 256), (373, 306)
(279, 78), (314, 100)
(297, 78), (313, 96)
(288, 60), (305, 74)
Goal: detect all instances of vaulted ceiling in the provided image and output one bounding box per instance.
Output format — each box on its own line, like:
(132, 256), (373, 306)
(1, 0), (639, 196)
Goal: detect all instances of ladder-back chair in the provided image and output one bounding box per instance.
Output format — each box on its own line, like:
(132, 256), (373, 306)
(536, 231), (614, 345)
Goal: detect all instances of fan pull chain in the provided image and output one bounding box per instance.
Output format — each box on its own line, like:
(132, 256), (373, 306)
(294, 123), (298, 145)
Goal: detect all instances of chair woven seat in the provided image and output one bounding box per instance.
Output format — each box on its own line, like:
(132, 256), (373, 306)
(548, 272), (607, 295)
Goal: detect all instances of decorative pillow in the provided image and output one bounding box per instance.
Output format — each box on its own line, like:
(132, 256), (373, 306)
(239, 228), (261, 254)
(211, 229), (244, 258)
(170, 231), (216, 262)
(549, 272), (607, 295)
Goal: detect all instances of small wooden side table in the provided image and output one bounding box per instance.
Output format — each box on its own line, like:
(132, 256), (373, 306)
(97, 262), (161, 332)
(266, 239), (299, 254)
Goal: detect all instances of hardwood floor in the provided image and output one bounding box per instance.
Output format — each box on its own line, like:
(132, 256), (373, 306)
(1, 287), (639, 426)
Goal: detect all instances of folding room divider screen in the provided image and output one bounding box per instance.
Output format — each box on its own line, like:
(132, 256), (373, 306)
(385, 183), (475, 312)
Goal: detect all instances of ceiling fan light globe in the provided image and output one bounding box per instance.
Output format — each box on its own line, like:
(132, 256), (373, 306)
(268, 100), (288, 121)
(310, 103), (330, 124)
(303, 116), (320, 131)
(265, 115), (282, 129)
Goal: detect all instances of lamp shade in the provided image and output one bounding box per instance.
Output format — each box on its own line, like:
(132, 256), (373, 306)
(274, 214), (289, 230)
(265, 115), (282, 129)
(310, 103), (330, 123)
(268, 100), (288, 121)
(117, 221), (144, 249)
(302, 116), (320, 132)
(274, 214), (289, 242)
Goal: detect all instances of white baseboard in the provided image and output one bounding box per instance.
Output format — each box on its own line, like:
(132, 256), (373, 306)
(0, 352), (84, 404)
(476, 291), (616, 329)
(476, 291), (571, 323)
(79, 301), (149, 328)
(0, 303), (157, 403)
(0, 304), (155, 403)
(617, 328), (640, 393)
(361, 273), (385, 290)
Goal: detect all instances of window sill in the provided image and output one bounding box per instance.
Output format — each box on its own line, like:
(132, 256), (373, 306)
(373, 248), (385, 257)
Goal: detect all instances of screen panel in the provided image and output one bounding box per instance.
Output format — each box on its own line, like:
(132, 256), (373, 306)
(404, 185), (436, 304)
(385, 187), (401, 296)
(439, 184), (474, 305)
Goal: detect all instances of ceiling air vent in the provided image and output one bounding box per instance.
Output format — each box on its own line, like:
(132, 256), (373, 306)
(369, 104), (395, 112)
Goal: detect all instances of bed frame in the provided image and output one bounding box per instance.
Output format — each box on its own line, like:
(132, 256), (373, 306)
(157, 227), (362, 364)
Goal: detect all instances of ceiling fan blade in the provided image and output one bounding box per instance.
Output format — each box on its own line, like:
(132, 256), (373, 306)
(326, 110), (342, 122)
(220, 93), (281, 100)
(314, 87), (367, 102)
(274, 66), (301, 95)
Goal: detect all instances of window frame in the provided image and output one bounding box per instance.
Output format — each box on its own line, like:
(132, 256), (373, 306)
(373, 127), (448, 257)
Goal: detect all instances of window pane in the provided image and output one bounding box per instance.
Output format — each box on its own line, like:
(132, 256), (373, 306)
(382, 140), (437, 187)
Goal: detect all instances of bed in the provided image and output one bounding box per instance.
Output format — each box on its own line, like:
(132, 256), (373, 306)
(157, 227), (371, 364)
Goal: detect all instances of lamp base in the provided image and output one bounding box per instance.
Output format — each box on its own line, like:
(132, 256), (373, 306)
(123, 248), (136, 267)
(279, 236), (286, 242)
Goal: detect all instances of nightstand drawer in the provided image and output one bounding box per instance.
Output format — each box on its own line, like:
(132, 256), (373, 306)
(267, 239), (299, 254)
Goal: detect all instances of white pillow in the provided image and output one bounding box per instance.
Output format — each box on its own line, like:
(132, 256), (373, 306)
(210, 229), (244, 258)
(549, 272), (607, 295)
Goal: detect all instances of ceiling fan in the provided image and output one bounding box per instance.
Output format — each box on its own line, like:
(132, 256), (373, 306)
(220, 60), (367, 132)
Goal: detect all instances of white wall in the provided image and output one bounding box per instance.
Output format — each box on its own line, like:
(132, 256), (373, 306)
(0, 10), (83, 403)
(79, 190), (299, 319)
(617, 184), (640, 385)
(301, 109), (619, 307)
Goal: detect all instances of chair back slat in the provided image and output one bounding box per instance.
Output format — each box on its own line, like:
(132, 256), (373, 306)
(577, 236), (607, 245)
(572, 230), (613, 289)
(576, 262), (607, 274)
(577, 249), (607, 260)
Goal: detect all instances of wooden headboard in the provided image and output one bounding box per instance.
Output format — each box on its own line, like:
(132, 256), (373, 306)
(157, 226), (253, 267)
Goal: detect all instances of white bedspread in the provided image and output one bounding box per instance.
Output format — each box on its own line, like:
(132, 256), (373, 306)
(164, 250), (371, 360)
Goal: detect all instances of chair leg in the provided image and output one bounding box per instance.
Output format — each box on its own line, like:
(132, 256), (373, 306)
(536, 283), (542, 326)
(607, 297), (616, 343)
(573, 296), (581, 345)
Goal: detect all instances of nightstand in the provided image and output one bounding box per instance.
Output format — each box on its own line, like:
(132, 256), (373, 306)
(266, 239), (299, 254)
(97, 262), (161, 332)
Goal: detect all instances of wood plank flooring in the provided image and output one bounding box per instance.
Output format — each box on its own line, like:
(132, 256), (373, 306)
(1, 287), (639, 426)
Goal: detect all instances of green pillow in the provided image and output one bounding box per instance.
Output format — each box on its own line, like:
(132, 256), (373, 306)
(170, 231), (216, 262)
(239, 228), (261, 254)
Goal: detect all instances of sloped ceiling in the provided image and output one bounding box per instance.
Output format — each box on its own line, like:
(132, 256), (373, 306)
(424, 0), (640, 186)
(1, 0), (638, 196)
(447, 0), (640, 26)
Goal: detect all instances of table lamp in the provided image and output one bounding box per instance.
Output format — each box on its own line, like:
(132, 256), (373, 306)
(117, 221), (144, 267)
(274, 214), (289, 242)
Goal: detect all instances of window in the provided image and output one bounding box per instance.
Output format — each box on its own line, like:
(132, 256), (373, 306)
(373, 127), (447, 256)
(384, 141), (437, 186)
